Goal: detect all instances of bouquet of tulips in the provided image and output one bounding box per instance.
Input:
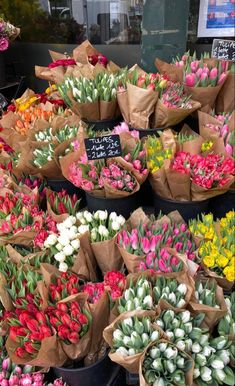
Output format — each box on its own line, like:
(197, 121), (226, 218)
(65, 153), (139, 198)
(154, 82), (201, 127)
(218, 292), (235, 339)
(154, 309), (234, 386)
(47, 189), (81, 221)
(34, 124), (80, 144)
(103, 313), (160, 373)
(190, 211), (235, 287)
(58, 71), (126, 120)
(117, 69), (167, 129)
(0, 16), (20, 52)
(140, 340), (193, 386)
(76, 210), (126, 273)
(117, 216), (196, 272)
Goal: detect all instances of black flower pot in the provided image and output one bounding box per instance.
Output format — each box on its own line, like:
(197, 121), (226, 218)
(139, 179), (154, 207)
(82, 117), (122, 132)
(46, 179), (86, 208)
(85, 191), (139, 219)
(129, 127), (166, 139)
(52, 352), (120, 386)
(153, 192), (210, 222)
(208, 189), (235, 219)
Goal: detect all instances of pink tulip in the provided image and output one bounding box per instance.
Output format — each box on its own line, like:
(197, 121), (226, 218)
(202, 66), (210, 75)
(200, 72), (208, 81)
(146, 252), (155, 267)
(165, 236), (173, 246)
(1, 380), (9, 386)
(225, 143), (233, 156)
(174, 241), (183, 251)
(162, 223), (168, 232)
(178, 60), (184, 67)
(138, 261), (147, 270)
(150, 236), (157, 251)
(209, 67), (218, 79)
(218, 72), (227, 85)
(130, 233), (138, 250)
(133, 159), (142, 171)
(173, 227), (180, 235)
(185, 73), (196, 87)
(180, 223), (187, 232)
(196, 68), (203, 78)
(182, 55), (188, 62)
(221, 124), (229, 139)
(9, 375), (20, 386)
(2, 358), (11, 371)
(158, 258), (167, 272)
(141, 237), (151, 254)
(190, 60), (199, 73)
(171, 256), (179, 266)
(160, 248), (170, 260)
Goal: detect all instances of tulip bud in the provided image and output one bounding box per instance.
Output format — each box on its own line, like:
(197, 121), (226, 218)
(150, 330), (160, 342)
(176, 357), (185, 369)
(211, 359), (225, 370)
(201, 366), (212, 382)
(212, 368), (226, 383)
(152, 358), (163, 371)
(164, 347), (178, 359)
(195, 353), (207, 366)
(142, 332), (150, 346)
(166, 330), (174, 340)
(177, 283), (187, 295)
(116, 347), (128, 357)
(2, 358), (11, 371)
(175, 328), (185, 338)
(113, 329), (124, 341)
(165, 360), (176, 374)
(150, 347), (160, 359)
(192, 342), (202, 353)
(176, 340), (186, 352)
(153, 378), (165, 386)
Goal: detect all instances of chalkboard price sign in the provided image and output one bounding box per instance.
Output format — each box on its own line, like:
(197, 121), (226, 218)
(0, 93), (8, 110)
(85, 135), (122, 160)
(212, 39), (235, 61)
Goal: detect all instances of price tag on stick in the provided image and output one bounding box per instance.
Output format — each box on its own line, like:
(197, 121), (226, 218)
(85, 134), (122, 160)
(212, 39), (235, 61)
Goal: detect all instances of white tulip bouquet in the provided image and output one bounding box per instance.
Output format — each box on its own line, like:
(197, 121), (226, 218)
(153, 277), (188, 309)
(118, 277), (153, 313)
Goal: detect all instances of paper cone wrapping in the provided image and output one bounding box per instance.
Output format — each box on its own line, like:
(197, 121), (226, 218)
(85, 292), (110, 365)
(103, 310), (158, 374)
(0, 272), (14, 311)
(78, 231), (98, 282)
(71, 247), (94, 281)
(184, 77), (227, 108)
(198, 110), (223, 140)
(154, 99), (201, 128)
(188, 279), (227, 330)
(178, 125), (204, 155)
(155, 58), (184, 82)
(117, 245), (145, 273)
(6, 335), (67, 367)
(149, 165), (172, 199)
(126, 207), (151, 229)
(201, 266), (234, 291)
(139, 339), (194, 386)
(165, 167), (191, 201)
(0, 230), (37, 247)
(191, 176), (234, 201)
(91, 234), (123, 274)
(73, 40), (100, 63)
(103, 175), (140, 198)
(127, 83), (158, 129)
(67, 90), (99, 120)
(117, 90), (130, 123)
(99, 100), (117, 120)
(216, 72), (235, 113)
(58, 293), (92, 361)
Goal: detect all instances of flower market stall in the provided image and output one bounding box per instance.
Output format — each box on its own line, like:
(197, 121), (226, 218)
(0, 40), (234, 386)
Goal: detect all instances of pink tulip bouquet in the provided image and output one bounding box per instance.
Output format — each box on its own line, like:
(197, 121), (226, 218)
(0, 16), (20, 51)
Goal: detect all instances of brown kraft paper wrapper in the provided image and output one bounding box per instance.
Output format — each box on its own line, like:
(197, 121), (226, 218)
(200, 265), (234, 291)
(191, 176), (234, 201)
(6, 335), (67, 367)
(149, 162), (172, 200)
(67, 90), (99, 120)
(155, 58), (184, 83)
(0, 272), (14, 311)
(139, 339), (194, 386)
(126, 207), (151, 229)
(216, 72), (235, 113)
(0, 231), (37, 247)
(58, 293), (92, 361)
(71, 247), (93, 281)
(78, 231), (97, 282)
(5, 244), (45, 267)
(154, 99), (201, 128)
(91, 234), (123, 274)
(160, 129), (177, 153)
(73, 40), (101, 64)
(84, 291), (110, 366)
(103, 310), (158, 374)
(103, 175), (140, 199)
(99, 100), (117, 120)
(127, 83), (158, 129)
(117, 90), (130, 123)
(188, 278), (227, 330)
(184, 78), (227, 108)
(198, 110), (222, 140)
(178, 125), (204, 155)
(117, 245), (145, 273)
(49, 50), (68, 61)
(165, 166), (191, 201)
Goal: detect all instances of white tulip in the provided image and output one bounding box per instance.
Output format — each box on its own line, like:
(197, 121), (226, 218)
(123, 318), (133, 328)
(143, 295), (153, 309)
(177, 283), (187, 295)
(113, 329), (124, 341)
(102, 228), (109, 238)
(55, 243), (63, 251)
(192, 343), (202, 353)
(59, 262), (69, 272)
(175, 328), (185, 338)
(176, 299), (186, 308)
(202, 345), (213, 357)
(193, 368), (200, 379)
(176, 340), (186, 351)
(214, 369), (226, 382)
(54, 252), (66, 262)
(98, 225), (108, 236)
(201, 366), (212, 382)
(109, 212), (117, 221)
(76, 212), (84, 221)
(116, 347), (128, 357)
(111, 221), (120, 231)
(153, 378), (165, 386)
(150, 330), (159, 342)
(91, 229), (97, 241)
(57, 223), (66, 232)
(63, 216), (76, 228)
(117, 215), (125, 226)
(176, 357), (185, 369)
(123, 336), (131, 346)
(98, 210), (108, 221)
(78, 225), (89, 234)
(166, 361), (176, 374)
(164, 347), (178, 359)
(184, 322), (193, 334)
(211, 359), (225, 370)
(180, 310), (191, 324)
(83, 211), (93, 223)
(128, 348), (136, 356)
(57, 235), (70, 247)
(44, 233), (57, 247)
(166, 331), (174, 340)
(158, 343), (167, 352)
(71, 239), (80, 250)
(219, 350), (230, 365)
(168, 292), (176, 304)
(63, 245), (74, 257)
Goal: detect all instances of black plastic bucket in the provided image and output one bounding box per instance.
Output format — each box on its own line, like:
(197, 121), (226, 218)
(209, 189), (235, 219)
(82, 117), (122, 132)
(153, 192), (210, 222)
(52, 352), (119, 386)
(129, 127), (165, 139)
(46, 179), (86, 208)
(85, 191), (139, 219)
(139, 179), (154, 207)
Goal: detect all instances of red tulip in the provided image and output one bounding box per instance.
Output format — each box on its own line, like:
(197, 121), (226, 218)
(24, 341), (38, 354)
(16, 347), (27, 358)
(68, 331), (79, 344)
